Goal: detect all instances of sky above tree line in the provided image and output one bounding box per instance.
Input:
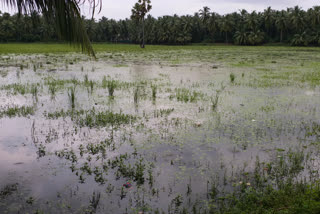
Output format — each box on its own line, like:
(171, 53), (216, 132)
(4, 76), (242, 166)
(1, 0), (318, 20)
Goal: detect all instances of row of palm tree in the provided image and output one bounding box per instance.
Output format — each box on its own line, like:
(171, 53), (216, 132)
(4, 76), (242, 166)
(1, 5), (320, 46)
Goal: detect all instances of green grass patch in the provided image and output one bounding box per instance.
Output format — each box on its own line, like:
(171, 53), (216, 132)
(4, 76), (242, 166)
(0, 106), (34, 118)
(45, 108), (136, 128)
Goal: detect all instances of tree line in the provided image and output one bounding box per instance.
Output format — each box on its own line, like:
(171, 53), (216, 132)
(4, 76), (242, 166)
(1, 5), (320, 46)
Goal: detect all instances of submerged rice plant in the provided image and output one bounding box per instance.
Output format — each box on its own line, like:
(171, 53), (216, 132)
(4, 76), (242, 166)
(107, 79), (117, 97)
(211, 93), (219, 111)
(0, 106), (34, 118)
(84, 74), (89, 85)
(134, 87), (139, 104)
(89, 80), (94, 94)
(48, 82), (57, 100)
(68, 85), (76, 109)
(31, 84), (38, 102)
(230, 73), (236, 83)
(151, 85), (157, 101)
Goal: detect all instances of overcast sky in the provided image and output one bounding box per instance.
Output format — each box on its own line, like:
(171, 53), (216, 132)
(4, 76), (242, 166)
(1, 0), (319, 20)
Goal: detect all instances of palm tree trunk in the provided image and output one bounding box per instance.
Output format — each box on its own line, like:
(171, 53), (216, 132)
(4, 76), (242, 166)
(280, 30), (283, 43)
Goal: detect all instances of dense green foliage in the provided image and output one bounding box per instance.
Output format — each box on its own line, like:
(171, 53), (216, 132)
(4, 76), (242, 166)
(1, 5), (320, 46)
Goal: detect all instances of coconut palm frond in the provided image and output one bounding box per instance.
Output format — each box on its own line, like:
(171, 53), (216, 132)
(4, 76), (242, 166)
(3, 0), (102, 57)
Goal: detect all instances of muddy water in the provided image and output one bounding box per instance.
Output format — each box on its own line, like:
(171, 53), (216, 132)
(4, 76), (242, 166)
(0, 51), (320, 213)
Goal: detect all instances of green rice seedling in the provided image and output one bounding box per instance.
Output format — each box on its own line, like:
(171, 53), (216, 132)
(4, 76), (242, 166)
(84, 74), (89, 85)
(0, 106), (34, 118)
(31, 84), (38, 102)
(79, 173), (85, 183)
(89, 80), (94, 94)
(151, 85), (157, 101)
(71, 78), (78, 86)
(20, 64), (23, 70)
(81, 66), (84, 72)
(209, 182), (218, 199)
(154, 108), (175, 118)
(37, 144), (46, 158)
(230, 73), (236, 83)
(102, 76), (107, 89)
(107, 80), (117, 97)
(134, 87), (139, 104)
(0, 184), (18, 198)
(120, 187), (126, 199)
(148, 168), (154, 187)
(171, 194), (183, 211)
(68, 85), (76, 109)
(175, 88), (203, 103)
(26, 197), (34, 205)
(1, 83), (27, 95)
(33, 64), (37, 72)
(78, 108), (136, 128)
(211, 93), (219, 111)
(48, 82), (57, 100)
(211, 84), (225, 111)
(135, 158), (145, 185)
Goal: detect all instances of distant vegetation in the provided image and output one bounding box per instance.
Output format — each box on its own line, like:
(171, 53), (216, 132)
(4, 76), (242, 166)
(0, 5), (320, 46)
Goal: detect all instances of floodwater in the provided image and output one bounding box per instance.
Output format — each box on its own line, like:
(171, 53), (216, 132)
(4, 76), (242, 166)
(0, 48), (320, 213)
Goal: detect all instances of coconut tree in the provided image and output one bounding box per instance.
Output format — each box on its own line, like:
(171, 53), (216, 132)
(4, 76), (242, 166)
(291, 31), (309, 46)
(234, 30), (249, 45)
(245, 11), (259, 31)
(275, 10), (288, 42)
(263, 7), (274, 37)
(219, 15), (234, 43)
(248, 30), (264, 45)
(208, 12), (219, 40)
(1, 0), (101, 56)
(308, 6), (320, 30)
(290, 6), (305, 33)
(199, 6), (211, 24)
(0, 13), (15, 41)
(131, 0), (152, 48)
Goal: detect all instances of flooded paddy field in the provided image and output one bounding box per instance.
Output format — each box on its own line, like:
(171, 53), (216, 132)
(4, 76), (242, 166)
(0, 45), (320, 213)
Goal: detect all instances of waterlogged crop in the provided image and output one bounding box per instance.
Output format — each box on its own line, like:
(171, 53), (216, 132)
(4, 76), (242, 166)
(0, 45), (320, 213)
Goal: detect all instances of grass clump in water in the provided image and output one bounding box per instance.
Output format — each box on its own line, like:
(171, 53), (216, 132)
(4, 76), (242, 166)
(68, 85), (76, 109)
(102, 76), (118, 97)
(0, 106), (34, 118)
(48, 82), (57, 100)
(1, 84), (28, 95)
(230, 73), (236, 83)
(45, 108), (136, 128)
(107, 80), (117, 97)
(204, 149), (319, 214)
(151, 85), (157, 101)
(211, 84), (225, 111)
(173, 88), (203, 103)
(31, 84), (39, 102)
(84, 74), (89, 85)
(79, 108), (135, 128)
(134, 87), (139, 104)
